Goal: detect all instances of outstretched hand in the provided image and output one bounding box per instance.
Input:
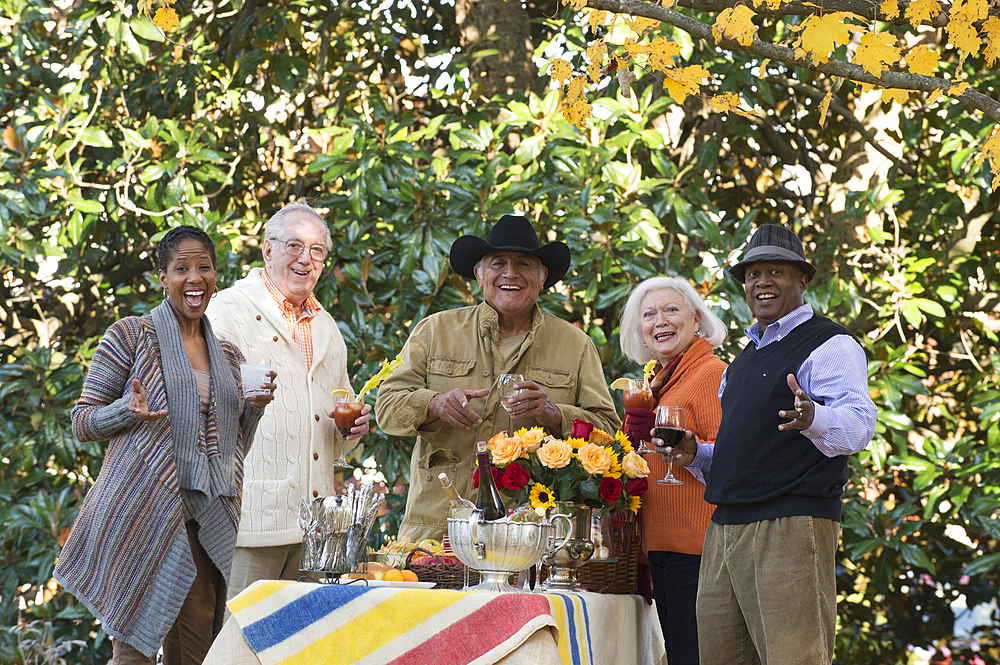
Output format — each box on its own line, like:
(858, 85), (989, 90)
(778, 373), (815, 431)
(128, 379), (168, 421)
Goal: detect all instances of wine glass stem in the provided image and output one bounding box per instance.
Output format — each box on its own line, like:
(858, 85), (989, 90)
(666, 452), (674, 478)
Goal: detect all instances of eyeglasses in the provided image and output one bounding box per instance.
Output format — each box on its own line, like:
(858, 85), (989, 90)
(272, 238), (329, 262)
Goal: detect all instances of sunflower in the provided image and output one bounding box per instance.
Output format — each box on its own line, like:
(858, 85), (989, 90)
(615, 429), (635, 454)
(628, 495), (642, 514)
(529, 482), (556, 511)
(605, 450), (623, 479)
(565, 436), (588, 450)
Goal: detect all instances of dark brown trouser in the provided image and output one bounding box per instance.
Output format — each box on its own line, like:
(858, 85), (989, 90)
(112, 520), (221, 665)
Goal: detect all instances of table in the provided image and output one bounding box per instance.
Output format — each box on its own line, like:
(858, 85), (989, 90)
(204, 580), (667, 665)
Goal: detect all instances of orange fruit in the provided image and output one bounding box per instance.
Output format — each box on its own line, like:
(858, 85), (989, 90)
(401, 569), (419, 582)
(383, 568), (404, 582)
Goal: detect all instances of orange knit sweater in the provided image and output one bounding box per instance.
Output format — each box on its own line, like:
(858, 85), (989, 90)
(640, 336), (727, 556)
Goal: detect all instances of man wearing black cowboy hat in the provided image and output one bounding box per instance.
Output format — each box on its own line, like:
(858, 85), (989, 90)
(661, 224), (876, 664)
(376, 214), (620, 543)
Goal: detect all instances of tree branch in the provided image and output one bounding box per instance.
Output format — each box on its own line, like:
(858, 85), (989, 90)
(587, 0), (1000, 123)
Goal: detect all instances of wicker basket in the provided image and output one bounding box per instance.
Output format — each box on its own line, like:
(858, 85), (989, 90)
(404, 548), (480, 589)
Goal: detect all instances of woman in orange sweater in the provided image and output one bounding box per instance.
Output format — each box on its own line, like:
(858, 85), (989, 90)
(619, 276), (728, 665)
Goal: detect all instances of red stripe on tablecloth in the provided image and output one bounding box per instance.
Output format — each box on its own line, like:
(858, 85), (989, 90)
(388, 594), (552, 665)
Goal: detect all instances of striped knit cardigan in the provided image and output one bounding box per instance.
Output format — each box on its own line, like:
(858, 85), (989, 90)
(54, 315), (263, 657)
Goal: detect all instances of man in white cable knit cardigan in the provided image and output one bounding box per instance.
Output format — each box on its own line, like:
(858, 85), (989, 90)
(208, 202), (371, 598)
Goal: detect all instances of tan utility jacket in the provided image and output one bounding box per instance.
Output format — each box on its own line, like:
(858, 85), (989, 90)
(375, 302), (621, 543)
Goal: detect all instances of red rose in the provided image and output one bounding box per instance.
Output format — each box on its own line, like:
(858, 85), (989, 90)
(501, 462), (532, 491)
(624, 478), (649, 496)
(570, 419), (595, 441)
(599, 477), (623, 503)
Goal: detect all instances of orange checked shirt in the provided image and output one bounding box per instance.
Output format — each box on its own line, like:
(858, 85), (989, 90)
(261, 270), (323, 370)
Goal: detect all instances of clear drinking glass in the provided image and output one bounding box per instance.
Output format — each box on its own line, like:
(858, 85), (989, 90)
(331, 392), (364, 467)
(497, 373), (524, 434)
(654, 405), (686, 485)
(622, 379), (655, 454)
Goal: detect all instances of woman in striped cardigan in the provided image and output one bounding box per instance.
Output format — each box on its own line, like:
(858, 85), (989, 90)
(619, 276), (729, 665)
(55, 226), (276, 665)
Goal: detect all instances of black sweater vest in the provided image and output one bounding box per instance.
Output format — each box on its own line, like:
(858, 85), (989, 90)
(706, 314), (854, 525)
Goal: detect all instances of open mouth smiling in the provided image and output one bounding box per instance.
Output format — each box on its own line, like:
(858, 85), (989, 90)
(498, 284), (522, 291)
(653, 331), (675, 342)
(184, 289), (206, 308)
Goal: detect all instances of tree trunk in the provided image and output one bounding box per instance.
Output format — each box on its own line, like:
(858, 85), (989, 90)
(455, 0), (540, 99)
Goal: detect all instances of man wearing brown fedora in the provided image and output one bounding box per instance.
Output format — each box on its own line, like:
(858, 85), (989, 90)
(375, 214), (620, 543)
(661, 224), (877, 664)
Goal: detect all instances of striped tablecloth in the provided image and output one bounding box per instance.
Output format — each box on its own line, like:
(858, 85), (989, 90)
(221, 581), (666, 665)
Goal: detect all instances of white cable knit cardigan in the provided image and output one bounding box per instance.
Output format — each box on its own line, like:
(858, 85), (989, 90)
(207, 268), (353, 547)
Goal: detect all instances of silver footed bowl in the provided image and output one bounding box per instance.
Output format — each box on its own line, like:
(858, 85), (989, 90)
(448, 511), (572, 593)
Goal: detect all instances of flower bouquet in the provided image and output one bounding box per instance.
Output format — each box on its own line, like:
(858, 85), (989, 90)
(473, 419), (650, 515)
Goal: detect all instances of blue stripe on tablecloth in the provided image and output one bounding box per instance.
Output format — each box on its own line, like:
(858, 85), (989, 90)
(551, 593), (582, 665)
(242, 584), (376, 653)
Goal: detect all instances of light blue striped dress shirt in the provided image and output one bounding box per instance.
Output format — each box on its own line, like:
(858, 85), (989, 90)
(688, 303), (877, 483)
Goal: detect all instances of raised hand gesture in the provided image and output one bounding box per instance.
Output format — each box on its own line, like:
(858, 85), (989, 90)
(128, 379), (168, 421)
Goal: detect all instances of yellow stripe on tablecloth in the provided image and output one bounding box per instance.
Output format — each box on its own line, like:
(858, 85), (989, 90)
(228, 580), (299, 615)
(547, 594), (572, 664)
(273, 589), (466, 665)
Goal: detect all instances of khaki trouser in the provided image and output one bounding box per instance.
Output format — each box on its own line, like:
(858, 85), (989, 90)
(112, 521), (221, 665)
(696, 515), (840, 665)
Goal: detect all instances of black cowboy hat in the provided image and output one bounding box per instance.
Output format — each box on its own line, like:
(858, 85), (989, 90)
(729, 224), (817, 284)
(450, 214), (571, 290)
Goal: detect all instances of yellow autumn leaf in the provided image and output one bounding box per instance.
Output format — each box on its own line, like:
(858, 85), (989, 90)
(949, 82), (970, 95)
(647, 37), (682, 73)
(951, 0), (987, 23)
(757, 58), (771, 78)
(586, 41), (608, 83)
(799, 12), (854, 66)
(853, 31), (901, 77)
(713, 5), (757, 47)
(567, 74), (588, 100)
(624, 38), (652, 59)
(710, 92), (741, 113)
(753, 0), (781, 9)
(589, 9), (608, 33)
(906, 47), (939, 76)
(927, 89), (943, 104)
(137, 0), (155, 15)
(905, 0), (941, 24)
(152, 6), (179, 31)
(624, 15), (660, 35)
(662, 65), (709, 104)
(975, 126), (1000, 188)
(563, 0), (587, 11)
(946, 18), (980, 66)
(818, 89), (834, 127)
(880, 0), (900, 19)
(562, 97), (593, 130)
(550, 59), (573, 87)
(983, 17), (1000, 67)
(881, 87), (909, 104)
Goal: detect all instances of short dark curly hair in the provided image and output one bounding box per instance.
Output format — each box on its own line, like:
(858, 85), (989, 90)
(156, 226), (217, 270)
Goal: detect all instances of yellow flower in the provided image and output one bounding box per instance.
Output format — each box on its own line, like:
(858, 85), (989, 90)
(530, 483), (556, 511)
(537, 439), (573, 469)
(628, 495), (641, 514)
(605, 450), (622, 479)
(565, 436), (588, 450)
(622, 451), (650, 479)
(518, 427), (547, 453)
(491, 436), (524, 465)
(615, 429), (634, 454)
(642, 359), (657, 380)
(578, 443), (612, 475)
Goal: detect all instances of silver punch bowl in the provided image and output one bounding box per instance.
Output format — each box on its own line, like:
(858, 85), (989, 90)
(448, 511), (572, 593)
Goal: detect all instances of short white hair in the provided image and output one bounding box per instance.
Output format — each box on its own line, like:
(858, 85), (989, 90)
(619, 276), (728, 364)
(263, 202), (333, 252)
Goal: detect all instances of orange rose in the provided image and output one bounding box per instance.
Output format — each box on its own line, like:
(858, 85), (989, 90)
(537, 440), (573, 469)
(590, 428), (614, 446)
(519, 428), (547, 453)
(578, 443), (612, 475)
(621, 451), (650, 479)
(491, 436), (524, 465)
(486, 432), (508, 450)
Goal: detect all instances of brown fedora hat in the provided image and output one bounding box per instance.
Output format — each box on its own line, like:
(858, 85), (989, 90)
(729, 224), (816, 283)
(450, 214), (571, 289)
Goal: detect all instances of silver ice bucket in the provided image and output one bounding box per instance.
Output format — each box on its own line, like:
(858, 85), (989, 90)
(448, 510), (572, 592)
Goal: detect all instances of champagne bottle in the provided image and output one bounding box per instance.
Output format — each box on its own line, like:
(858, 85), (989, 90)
(438, 472), (475, 520)
(475, 441), (506, 521)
